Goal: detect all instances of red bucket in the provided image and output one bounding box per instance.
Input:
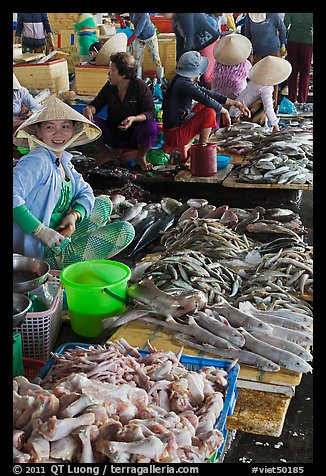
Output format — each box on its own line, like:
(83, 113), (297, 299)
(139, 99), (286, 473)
(190, 143), (217, 177)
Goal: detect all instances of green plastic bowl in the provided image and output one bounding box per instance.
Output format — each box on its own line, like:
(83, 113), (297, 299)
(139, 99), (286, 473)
(17, 146), (30, 155)
(60, 260), (131, 337)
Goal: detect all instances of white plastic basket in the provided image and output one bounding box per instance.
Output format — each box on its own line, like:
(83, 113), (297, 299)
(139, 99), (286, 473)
(13, 271), (63, 360)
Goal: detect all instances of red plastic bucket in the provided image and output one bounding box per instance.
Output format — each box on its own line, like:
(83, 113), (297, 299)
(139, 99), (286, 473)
(191, 143), (217, 177)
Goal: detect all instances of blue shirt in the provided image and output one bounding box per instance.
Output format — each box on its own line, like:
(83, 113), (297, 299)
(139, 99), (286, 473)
(129, 13), (155, 40)
(13, 146), (95, 258)
(243, 13), (286, 57)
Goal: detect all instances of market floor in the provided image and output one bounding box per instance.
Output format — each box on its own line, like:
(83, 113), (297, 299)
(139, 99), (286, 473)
(224, 373), (313, 463)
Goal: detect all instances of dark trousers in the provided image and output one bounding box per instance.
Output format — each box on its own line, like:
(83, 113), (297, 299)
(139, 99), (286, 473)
(286, 41), (313, 104)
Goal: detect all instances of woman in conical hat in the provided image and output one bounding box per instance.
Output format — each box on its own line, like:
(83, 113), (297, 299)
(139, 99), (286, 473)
(13, 96), (135, 268)
(229, 55), (292, 132)
(211, 34), (252, 99)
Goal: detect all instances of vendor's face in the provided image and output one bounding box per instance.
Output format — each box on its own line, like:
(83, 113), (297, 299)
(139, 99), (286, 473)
(108, 62), (123, 85)
(36, 120), (74, 149)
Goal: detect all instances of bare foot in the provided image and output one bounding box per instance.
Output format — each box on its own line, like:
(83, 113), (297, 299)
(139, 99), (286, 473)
(136, 157), (153, 171)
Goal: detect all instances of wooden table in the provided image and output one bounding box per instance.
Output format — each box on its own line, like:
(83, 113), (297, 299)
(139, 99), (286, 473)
(222, 170), (313, 191)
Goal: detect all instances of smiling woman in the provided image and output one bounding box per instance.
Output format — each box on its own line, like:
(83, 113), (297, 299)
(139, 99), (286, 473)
(13, 96), (135, 268)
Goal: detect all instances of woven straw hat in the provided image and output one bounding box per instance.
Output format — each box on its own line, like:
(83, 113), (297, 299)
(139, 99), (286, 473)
(13, 95), (102, 150)
(249, 56), (292, 86)
(95, 32), (128, 66)
(213, 34), (252, 66)
(13, 73), (21, 89)
(248, 13), (267, 23)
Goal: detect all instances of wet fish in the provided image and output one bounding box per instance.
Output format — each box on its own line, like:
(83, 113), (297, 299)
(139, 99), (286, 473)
(250, 332), (313, 362)
(178, 207), (199, 223)
(240, 328), (312, 373)
(197, 205), (216, 218)
(130, 209), (149, 226)
(270, 324), (313, 346)
(141, 315), (237, 349)
(220, 210), (239, 229)
(132, 216), (156, 242)
(186, 199), (208, 208)
(121, 205), (144, 222)
(246, 223), (302, 241)
(205, 205), (229, 219)
(194, 311), (245, 347)
(160, 197), (182, 215)
(173, 334), (280, 372)
(209, 298), (273, 333)
(129, 214), (175, 256)
(236, 207), (265, 234)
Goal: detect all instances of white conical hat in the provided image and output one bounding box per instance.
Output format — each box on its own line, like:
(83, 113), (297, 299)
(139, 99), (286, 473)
(95, 32), (128, 66)
(248, 13), (267, 23)
(213, 34), (252, 66)
(249, 56), (292, 86)
(13, 73), (21, 89)
(13, 95), (102, 150)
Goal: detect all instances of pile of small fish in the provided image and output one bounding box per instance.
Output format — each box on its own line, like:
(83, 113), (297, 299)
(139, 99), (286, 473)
(231, 282), (313, 316)
(248, 248), (313, 297)
(138, 297), (313, 374)
(87, 165), (138, 182)
(162, 218), (252, 259)
(235, 153), (313, 185)
(139, 250), (242, 303)
(103, 181), (150, 202)
(14, 341), (229, 463)
(209, 122), (269, 155)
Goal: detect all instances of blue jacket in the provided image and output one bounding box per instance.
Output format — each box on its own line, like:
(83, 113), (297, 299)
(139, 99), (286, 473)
(163, 75), (227, 129)
(129, 13), (155, 40)
(16, 13), (52, 48)
(243, 13), (287, 57)
(173, 13), (220, 60)
(13, 146), (95, 258)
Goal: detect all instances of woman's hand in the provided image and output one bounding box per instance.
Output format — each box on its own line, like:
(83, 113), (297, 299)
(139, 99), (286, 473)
(83, 106), (96, 122)
(33, 225), (65, 248)
(272, 123), (280, 133)
(233, 100), (251, 117)
(56, 212), (79, 237)
(118, 116), (135, 130)
(220, 108), (232, 131)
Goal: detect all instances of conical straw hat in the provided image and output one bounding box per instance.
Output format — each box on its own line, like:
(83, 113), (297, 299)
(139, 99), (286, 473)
(13, 95), (102, 150)
(95, 32), (128, 66)
(13, 73), (21, 89)
(248, 13), (266, 23)
(249, 56), (292, 86)
(213, 34), (252, 66)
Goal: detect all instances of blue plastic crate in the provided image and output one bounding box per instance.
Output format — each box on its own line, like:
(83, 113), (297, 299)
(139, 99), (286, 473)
(71, 102), (108, 120)
(38, 342), (239, 462)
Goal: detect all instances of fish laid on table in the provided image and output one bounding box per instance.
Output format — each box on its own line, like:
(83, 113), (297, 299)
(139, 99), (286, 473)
(127, 279), (207, 317)
(174, 334), (280, 373)
(239, 328), (312, 373)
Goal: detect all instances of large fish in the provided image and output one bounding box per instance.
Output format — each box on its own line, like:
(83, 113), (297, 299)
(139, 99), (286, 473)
(129, 214), (175, 256)
(132, 216), (156, 243)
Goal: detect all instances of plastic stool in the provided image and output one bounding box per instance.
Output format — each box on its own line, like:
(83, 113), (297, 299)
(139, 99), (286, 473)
(162, 143), (191, 162)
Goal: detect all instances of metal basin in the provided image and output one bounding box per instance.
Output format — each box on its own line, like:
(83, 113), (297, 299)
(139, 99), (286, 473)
(13, 293), (32, 327)
(13, 255), (50, 293)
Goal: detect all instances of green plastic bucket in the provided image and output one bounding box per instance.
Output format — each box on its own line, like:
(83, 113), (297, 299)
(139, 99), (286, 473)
(60, 260), (131, 337)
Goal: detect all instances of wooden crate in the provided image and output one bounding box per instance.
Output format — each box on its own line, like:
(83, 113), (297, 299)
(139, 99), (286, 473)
(13, 59), (69, 93)
(48, 13), (79, 32)
(141, 33), (176, 79)
(75, 64), (108, 96)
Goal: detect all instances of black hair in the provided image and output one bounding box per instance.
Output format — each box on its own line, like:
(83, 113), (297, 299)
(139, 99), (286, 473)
(110, 52), (138, 79)
(89, 41), (103, 53)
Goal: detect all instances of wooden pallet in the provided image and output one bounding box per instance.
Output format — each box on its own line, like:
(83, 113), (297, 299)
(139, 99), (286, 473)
(175, 164), (233, 183)
(222, 170), (313, 191)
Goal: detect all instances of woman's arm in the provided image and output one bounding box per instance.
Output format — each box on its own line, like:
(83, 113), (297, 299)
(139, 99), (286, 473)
(21, 88), (42, 114)
(178, 13), (195, 53)
(260, 85), (279, 127)
(275, 14), (287, 46)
